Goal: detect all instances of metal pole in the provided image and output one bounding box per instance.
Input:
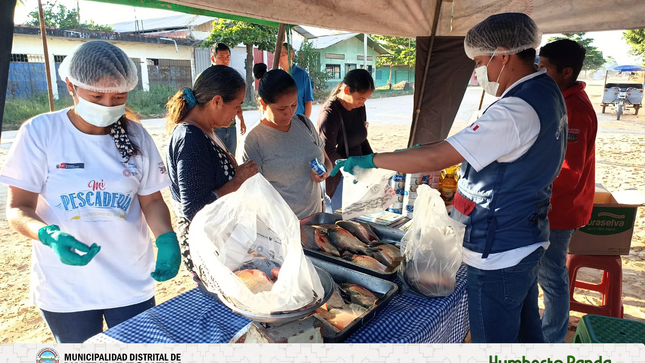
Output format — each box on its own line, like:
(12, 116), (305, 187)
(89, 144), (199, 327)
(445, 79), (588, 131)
(408, 0), (443, 147)
(363, 33), (367, 68)
(37, 0), (55, 112)
(273, 23), (286, 70)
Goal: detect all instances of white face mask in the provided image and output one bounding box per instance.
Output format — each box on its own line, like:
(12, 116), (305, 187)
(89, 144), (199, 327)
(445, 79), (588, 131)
(475, 55), (506, 97)
(74, 93), (126, 128)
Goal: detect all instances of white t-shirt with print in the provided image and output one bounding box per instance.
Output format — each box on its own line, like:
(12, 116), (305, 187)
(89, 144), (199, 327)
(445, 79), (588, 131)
(0, 109), (170, 312)
(446, 70), (551, 270)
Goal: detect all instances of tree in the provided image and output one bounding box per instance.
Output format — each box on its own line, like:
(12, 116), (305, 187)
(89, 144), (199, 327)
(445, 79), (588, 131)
(205, 20), (278, 102)
(373, 36), (416, 89)
(296, 40), (330, 91)
(25, 1), (113, 31)
(547, 33), (606, 72)
(623, 29), (645, 65)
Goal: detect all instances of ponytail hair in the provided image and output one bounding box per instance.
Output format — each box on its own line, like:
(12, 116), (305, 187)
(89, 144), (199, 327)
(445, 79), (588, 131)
(327, 68), (375, 102)
(165, 65), (245, 134)
(254, 63), (297, 105)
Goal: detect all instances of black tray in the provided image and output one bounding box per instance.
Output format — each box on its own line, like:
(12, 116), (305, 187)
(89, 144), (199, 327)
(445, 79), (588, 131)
(300, 212), (403, 280)
(309, 257), (398, 342)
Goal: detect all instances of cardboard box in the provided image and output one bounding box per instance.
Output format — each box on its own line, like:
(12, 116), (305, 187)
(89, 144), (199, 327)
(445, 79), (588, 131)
(568, 184), (645, 255)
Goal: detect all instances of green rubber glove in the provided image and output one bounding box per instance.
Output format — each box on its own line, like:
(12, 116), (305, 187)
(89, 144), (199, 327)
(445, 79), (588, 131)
(38, 225), (101, 266)
(151, 232), (180, 282)
(330, 154), (376, 177)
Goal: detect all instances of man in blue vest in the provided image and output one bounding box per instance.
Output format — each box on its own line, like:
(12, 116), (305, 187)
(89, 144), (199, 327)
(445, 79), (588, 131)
(331, 13), (567, 343)
(279, 42), (314, 117)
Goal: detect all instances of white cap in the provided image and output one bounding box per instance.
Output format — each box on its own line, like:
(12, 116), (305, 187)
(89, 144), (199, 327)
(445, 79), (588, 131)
(464, 13), (542, 59)
(59, 40), (138, 93)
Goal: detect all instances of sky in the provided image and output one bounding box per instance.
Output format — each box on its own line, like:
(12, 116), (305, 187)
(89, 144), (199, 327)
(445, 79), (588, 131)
(13, 0), (643, 65)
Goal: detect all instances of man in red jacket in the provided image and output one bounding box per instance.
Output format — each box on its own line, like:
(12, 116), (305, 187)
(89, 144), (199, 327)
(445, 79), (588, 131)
(537, 39), (597, 343)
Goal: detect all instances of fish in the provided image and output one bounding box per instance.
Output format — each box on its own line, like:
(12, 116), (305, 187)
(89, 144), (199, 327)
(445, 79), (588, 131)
(320, 283), (347, 310)
(339, 283), (378, 308)
(371, 248), (393, 266)
(270, 267), (281, 281)
(237, 256), (281, 277)
(313, 226), (341, 257)
(335, 220), (380, 245)
(342, 252), (388, 272)
(374, 243), (402, 263)
(315, 304), (367, 330)
(327, 227), (379, 255)
(234, 269), (274, 293)
(300, 225), (321, 251)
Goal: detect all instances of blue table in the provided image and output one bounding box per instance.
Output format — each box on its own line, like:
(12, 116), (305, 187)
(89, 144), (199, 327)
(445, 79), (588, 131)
(88, 265), (469, 344)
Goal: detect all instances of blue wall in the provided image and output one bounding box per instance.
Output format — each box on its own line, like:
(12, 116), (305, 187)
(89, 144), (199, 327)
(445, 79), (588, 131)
(6, 63), (48, 99)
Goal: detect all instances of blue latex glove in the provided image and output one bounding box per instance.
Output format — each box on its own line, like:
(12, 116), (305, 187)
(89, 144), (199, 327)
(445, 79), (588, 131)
(38, 225), (100, 266)
(151, 232), (181, 282)
(395, 143), (421, 152)
(330, 154), (376, 177)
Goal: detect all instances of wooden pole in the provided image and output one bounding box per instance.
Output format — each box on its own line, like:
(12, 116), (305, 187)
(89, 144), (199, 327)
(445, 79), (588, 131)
(37, 0), (55, 112)
(273, 23), (286, 70)
(478, 89), (485, 111)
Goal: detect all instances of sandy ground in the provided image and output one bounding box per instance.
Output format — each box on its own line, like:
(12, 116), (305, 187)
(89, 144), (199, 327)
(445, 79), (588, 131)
(0, 79), (643, 343)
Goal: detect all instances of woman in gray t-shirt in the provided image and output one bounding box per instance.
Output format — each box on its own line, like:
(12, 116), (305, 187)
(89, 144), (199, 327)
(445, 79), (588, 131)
(243, 65), (333, 219)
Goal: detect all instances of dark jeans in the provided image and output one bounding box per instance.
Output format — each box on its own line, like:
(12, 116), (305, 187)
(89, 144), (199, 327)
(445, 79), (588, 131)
(538, 228), (576, 342)
(467, 247), (546, 343)
(214, 125), (237, 156)
(40, 297), (155, 343)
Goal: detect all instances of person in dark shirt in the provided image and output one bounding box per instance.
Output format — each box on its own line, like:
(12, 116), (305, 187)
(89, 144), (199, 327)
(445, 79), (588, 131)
(317, 69), (375, 211)
(165, 65), (258, 273)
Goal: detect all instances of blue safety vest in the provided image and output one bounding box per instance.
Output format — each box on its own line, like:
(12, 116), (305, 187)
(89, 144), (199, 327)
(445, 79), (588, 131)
(451, 73), (567, 258)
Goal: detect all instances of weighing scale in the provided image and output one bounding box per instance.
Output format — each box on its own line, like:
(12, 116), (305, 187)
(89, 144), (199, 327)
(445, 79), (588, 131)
(215, 266), (334, 343)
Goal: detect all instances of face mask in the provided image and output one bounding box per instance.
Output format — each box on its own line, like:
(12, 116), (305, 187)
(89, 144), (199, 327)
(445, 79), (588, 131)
(475, 55), (506, 97)
(74, 93), (126, 128)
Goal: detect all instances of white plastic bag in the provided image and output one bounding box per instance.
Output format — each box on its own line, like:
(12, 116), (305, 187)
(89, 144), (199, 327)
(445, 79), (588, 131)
(399, 185), (465, 297)
(341, 167), (396, 220)
(189, 174), (324, 314)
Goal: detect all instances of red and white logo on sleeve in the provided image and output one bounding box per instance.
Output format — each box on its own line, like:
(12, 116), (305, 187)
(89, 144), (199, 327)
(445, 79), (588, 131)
(469, 122), (480, 131)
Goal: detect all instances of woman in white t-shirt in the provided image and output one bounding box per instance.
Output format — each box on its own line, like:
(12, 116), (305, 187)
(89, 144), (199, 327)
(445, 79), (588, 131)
(0, 41), (180, 343)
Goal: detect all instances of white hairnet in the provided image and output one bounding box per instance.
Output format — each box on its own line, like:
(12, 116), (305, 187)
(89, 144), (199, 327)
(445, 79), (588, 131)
(59, 40), (138, 93)
(464, 13), (542, 60)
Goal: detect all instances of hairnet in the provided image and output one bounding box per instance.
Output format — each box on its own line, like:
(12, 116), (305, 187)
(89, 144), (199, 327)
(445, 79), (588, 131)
(59, 40), (138, 93)
(464, 13), (542, 59)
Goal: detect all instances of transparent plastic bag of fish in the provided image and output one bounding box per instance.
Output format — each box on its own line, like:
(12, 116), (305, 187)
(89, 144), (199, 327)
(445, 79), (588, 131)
(340, 167), (396, 220)
(189, 174), (324, 314)
(399, 185), (465, 297)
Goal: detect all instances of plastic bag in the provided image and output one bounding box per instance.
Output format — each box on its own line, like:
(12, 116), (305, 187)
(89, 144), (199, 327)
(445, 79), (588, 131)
(189, 174), (324, 314)
(399, 185), (465, 297)
(341, 167), (396, 220)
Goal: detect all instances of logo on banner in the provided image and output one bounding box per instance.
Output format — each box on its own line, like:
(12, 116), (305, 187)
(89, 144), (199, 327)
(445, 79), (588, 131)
(36, 348), (59, 363)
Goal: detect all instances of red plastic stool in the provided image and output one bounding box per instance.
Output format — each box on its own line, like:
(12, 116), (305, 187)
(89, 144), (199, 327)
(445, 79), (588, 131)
(566, 254), (624, 318)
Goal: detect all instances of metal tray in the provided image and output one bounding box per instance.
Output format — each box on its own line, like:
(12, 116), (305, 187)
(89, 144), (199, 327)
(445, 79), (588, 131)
(300, 212), (402, 280)
(196, 266), (334, 323)
(309, 257), (398, 342)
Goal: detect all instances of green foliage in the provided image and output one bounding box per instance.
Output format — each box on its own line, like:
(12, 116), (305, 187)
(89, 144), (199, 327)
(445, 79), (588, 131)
(373, 36), (416, 68)
(623, 29), (645, 65)
(25, 1), (112, 31)
(296, 40), (330, 91)
(3, 86), (177, 130)
(547, 33), (606, 71)
(126, 85), (177, 117)
(373, 36), (415, 88)
(204, 19), (277, 51)
(2, 94), (73, 130)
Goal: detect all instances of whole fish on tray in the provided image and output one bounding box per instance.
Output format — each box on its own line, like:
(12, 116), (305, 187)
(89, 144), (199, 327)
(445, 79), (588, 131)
(342, 252), (388, 273)
(326, 227), (380, 255)
(315, 304), (367, 330)
(339, 283), (378, 308)
(335, 220), (381, 245)
(300, 225), (341, 256)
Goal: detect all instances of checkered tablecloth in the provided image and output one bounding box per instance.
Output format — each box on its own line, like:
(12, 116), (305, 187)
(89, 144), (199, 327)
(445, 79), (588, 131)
(87, 265), (469, 344)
